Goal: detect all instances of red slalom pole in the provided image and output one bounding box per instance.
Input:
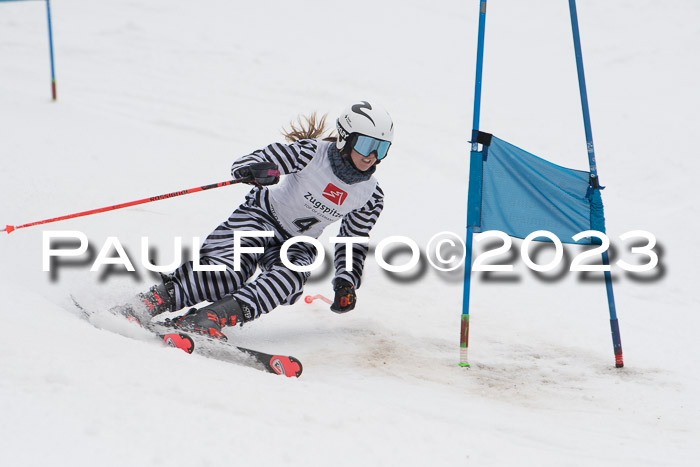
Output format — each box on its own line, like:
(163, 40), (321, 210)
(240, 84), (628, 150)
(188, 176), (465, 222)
(3, 179), (241, 234)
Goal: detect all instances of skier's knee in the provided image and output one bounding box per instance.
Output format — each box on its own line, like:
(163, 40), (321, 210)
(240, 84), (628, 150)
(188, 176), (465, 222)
(282, 290), (304, 306)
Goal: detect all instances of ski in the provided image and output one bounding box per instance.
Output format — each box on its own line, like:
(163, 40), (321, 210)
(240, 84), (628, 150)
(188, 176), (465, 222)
(70, 296), (303, 378)
(149, 319), (303, 378)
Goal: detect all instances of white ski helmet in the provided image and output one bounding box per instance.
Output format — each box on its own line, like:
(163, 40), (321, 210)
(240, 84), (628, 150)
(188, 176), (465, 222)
(336, 101), (394, 152)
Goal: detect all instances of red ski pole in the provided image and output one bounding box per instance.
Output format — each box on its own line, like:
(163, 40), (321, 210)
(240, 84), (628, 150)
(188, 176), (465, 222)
(3, 179), (241, 234)
(304, 294), (332, 305)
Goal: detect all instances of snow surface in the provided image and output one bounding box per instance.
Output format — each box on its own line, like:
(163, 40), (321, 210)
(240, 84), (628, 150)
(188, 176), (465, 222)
(1, 0), (699, 466)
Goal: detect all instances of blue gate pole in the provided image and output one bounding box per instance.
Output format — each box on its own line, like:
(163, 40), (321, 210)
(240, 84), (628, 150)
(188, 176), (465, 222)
(568, 0), (623, 368)
(46, 0), (56, 100)
(461, 0), (488, 368)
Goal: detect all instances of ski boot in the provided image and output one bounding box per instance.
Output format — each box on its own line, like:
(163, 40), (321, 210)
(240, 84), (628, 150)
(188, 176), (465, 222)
(172, 295), (254, 340)
(110, 274), (176, 326)
(138, 273), (176, 317)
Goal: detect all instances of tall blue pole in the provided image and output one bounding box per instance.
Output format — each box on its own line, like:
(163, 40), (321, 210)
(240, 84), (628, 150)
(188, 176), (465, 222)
(45, 0), (56, 100)
(461, 0), (488, 368)
(568, 0), (623, 368)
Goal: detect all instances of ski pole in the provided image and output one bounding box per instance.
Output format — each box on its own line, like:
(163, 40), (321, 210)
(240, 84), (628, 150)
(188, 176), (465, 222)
(304, 294), (332, 305)
(3, 179), (242, 234)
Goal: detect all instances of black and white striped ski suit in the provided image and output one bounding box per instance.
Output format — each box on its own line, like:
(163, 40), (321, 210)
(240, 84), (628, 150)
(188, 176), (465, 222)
(170, 138), (384, 319)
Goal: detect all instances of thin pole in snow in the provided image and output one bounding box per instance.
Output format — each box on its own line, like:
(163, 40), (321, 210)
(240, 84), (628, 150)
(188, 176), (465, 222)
(45, 0), (56, 100)
(461, 0), (489, 368)
(568, 0), (623, 368)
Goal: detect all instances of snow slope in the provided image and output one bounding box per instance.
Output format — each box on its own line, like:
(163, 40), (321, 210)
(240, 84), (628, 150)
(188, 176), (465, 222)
(1, 0), (699, 465)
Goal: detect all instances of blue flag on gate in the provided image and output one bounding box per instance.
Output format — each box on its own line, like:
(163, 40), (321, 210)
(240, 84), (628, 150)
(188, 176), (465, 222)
(467, 133), (605, 245)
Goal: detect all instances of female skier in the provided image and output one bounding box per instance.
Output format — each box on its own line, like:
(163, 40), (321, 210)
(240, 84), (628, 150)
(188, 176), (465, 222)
(129, 101), (393, 339)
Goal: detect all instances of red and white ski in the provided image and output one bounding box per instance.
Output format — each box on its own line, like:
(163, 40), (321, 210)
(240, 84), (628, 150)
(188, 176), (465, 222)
(70, 296), (303, 378)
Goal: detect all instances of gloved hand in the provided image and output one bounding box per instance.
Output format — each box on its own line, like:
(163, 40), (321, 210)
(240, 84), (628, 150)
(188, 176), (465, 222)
(330, 278), (356, 313)
(233, 162), (280, 186)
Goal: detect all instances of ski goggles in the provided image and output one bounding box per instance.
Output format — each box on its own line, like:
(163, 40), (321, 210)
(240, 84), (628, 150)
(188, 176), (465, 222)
(353, 135), (391, 160)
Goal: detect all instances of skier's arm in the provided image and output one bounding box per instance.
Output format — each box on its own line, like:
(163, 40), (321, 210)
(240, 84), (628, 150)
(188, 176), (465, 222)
(231, 139), (317, 181)
(333, 183), (384, 291)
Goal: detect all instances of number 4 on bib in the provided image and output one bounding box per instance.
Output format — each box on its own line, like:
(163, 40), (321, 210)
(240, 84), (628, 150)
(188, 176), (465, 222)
(293, 216), (321, 233)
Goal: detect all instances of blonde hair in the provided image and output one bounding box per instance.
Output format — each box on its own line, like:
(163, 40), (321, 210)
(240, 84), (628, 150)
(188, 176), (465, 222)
(282, 112), (337, 143)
